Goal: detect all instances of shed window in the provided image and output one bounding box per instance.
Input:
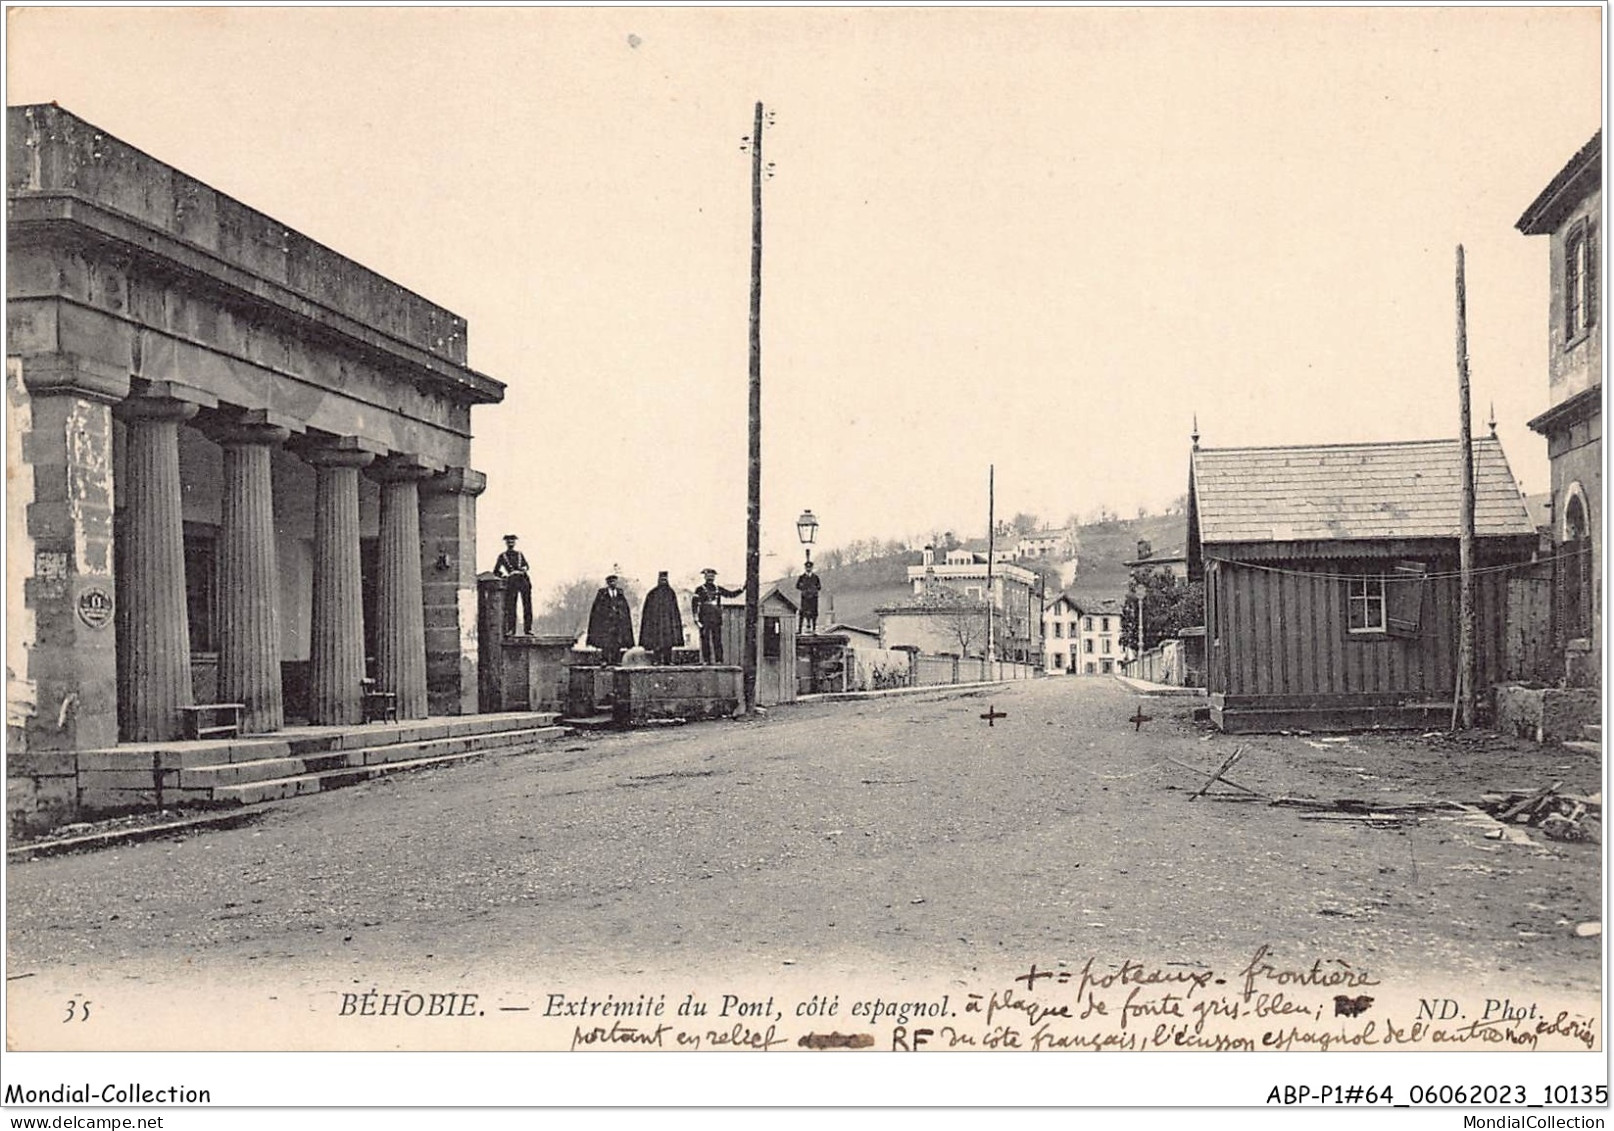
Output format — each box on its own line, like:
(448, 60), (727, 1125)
(1347, 576), (1386, 633)
(1384, 560), (1428, 638)
(763, 617), (782, 659)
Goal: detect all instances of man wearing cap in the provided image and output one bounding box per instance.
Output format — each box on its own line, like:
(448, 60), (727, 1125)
(586, 573), (635, 665)
(493, 534), (532, 636)
(795, 559), (822, 634)
(692, 568), (742, 664)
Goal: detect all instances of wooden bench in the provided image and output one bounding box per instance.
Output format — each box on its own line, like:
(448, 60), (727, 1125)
(177, 703), (244, 741)
(361, 680), (398, 724)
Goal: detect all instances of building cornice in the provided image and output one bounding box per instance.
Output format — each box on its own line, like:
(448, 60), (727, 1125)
(9, 193), (504, 407)
(1527, 382), (1602, 438)
(1516, 131), (1602, 236)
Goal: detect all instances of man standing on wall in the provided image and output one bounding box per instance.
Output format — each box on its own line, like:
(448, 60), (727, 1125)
(692, 568), (742, 663)
(586, 573), (635, 665)
(494, 534), (532, 636)
(639, 570), (686, 665)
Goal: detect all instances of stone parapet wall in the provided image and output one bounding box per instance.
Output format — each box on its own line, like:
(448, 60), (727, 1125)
(613, 667), (742, 726)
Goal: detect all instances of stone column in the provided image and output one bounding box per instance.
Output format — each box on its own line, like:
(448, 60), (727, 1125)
(113, 386), (210, 740)
(421, 467), (486, 716)
(303, 440), (379, 725)
(216, 416), (292, 734)
(370, 455), (441, 720)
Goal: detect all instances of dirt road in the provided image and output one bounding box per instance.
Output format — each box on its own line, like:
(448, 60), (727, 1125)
(6, 676), (1600, 1046)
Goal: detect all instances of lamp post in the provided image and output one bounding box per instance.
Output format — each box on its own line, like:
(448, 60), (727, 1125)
(796, 509), (819, 563)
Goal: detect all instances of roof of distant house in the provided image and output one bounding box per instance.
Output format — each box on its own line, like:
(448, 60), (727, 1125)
(1047, 589), (1126, 615)
(1191, 437), (1536, 545)
(1124, 546), (1188, 567)
(1524, 492), (1553, 531)
(823, 622), (879, 638)
(1517, 130), (1601, 235)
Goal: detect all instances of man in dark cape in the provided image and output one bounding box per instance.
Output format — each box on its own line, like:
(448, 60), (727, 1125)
(639, 571), (685, 664)
(586, 574), (635, 665)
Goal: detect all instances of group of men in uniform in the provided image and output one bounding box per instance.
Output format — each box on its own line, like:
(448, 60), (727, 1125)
(586, 567), (741, 665)
(496, 533), (796, 666)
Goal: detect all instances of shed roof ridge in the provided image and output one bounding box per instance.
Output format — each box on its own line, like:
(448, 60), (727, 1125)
(1194, 437), (1494, 456)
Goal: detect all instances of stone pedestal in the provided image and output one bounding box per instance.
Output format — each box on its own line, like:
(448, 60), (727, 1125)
(477, 573), (508, 712)
(1494, 682), (1602, 743)
(613, 666), (743, 726)
(497, 635), (580, 713)
(566, 658), (609, 717)
(421, 467), (484, 716)
(1565, 638), (1602, 690)
(114, 389), (204, 740)
(305, 442), (376, 725)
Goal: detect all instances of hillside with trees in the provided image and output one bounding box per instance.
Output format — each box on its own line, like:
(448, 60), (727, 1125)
(760, 501), (1194, 632)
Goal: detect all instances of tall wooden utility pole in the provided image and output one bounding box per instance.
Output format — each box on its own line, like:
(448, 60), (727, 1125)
(743, 101), (764, 713)
(1455, 244), (1477, 730)
(986, 465), (996, 665)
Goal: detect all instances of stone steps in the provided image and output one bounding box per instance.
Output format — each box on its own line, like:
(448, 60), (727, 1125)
(562, 712), (617, 732)
(78, 714), (568, 813)
(210, 751), (486, 805)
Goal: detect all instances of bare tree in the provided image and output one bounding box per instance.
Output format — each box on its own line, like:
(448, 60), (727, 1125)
(534, 574), (642, 638)
(912, 585), (990, 657)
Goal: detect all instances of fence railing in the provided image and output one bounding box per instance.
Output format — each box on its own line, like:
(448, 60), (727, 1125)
(802, 647), (1039, 693)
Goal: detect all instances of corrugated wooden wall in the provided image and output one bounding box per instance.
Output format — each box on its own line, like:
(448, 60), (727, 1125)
(1206, 558), (1513, 700)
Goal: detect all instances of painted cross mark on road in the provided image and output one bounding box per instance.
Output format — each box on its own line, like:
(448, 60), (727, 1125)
(980, 705), (1007, 727)
(1129, 707), (1152, 731)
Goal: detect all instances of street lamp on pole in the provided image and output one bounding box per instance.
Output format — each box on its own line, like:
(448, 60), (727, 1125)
(796, 509), (819, 563)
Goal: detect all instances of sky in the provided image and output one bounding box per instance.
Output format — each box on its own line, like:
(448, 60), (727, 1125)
(6, 7), (1604, 599)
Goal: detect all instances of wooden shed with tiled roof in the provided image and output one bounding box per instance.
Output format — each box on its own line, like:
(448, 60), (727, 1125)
(1187, 437), (1540, 732)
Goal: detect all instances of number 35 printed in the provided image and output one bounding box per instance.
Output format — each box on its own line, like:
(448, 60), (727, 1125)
(63, 998), (91, 1023)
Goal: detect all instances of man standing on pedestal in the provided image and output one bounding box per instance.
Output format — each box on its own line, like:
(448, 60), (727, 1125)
(693, 567), (742, 664)
(795, 559), (822, 634)
(586, 573), (635, 665)
(639, 571), (686, 665)
(494, 534), (532, 635)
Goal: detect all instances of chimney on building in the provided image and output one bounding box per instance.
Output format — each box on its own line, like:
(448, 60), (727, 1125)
(1136, 539), (1152, 560)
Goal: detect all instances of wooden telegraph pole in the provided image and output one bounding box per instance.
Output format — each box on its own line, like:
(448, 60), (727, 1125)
(986, 465), (996, 665)
(1455, 244), (1477, 730)
(743, 101), (765, 714)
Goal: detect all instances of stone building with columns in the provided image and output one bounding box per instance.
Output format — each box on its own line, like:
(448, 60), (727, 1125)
(7, 105), (502, 824)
